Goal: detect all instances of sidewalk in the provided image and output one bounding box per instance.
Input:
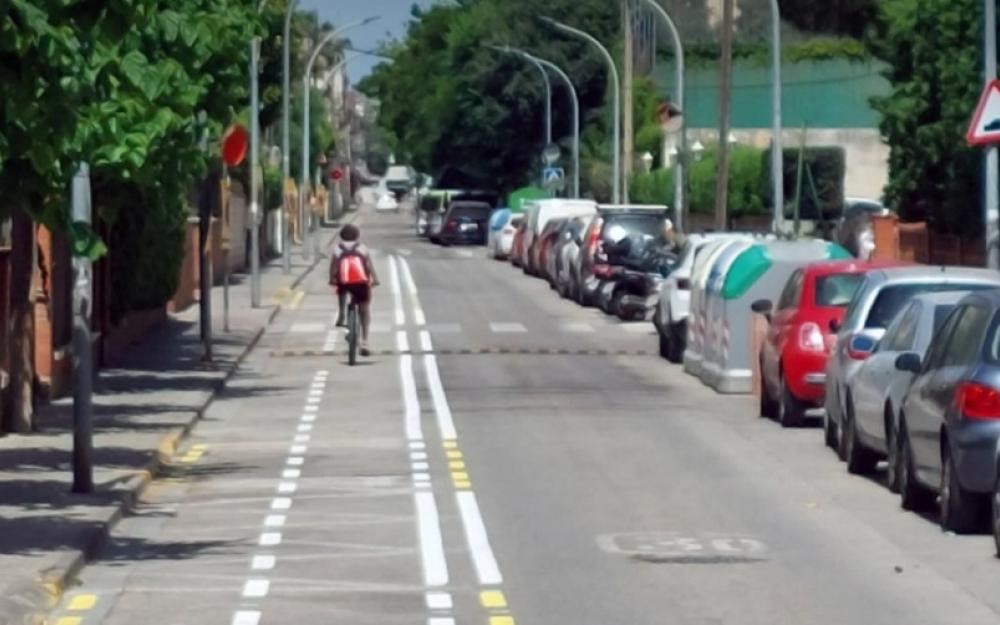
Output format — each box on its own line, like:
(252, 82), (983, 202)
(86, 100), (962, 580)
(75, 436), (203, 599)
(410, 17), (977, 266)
(0, 232), (337, 625)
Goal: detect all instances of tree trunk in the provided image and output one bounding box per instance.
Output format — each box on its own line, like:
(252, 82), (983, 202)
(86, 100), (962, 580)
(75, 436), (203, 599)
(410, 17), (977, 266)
(714, 0), (735, 231)
(4, 207), (36, 433)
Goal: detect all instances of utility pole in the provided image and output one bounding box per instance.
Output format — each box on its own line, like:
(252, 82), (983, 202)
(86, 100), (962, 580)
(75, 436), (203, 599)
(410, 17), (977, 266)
(714, 0), (735, 231)
(622, 0), (635, 203)
(71, 164), (94, 494)
(985, 0), (999, 269)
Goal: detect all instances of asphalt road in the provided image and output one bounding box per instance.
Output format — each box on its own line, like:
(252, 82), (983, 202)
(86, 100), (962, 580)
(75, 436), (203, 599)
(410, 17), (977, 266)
(48, 206), (1000, 625)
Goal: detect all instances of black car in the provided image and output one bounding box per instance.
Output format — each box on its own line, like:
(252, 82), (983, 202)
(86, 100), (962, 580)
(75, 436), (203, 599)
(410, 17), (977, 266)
(439, 201), (493, 245)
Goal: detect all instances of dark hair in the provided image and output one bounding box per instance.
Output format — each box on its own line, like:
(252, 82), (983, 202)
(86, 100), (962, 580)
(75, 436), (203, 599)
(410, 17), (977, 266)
(340, 224), (360, 242)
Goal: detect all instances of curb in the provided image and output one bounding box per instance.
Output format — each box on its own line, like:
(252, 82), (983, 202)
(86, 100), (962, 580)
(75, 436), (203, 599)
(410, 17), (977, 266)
(8, 247), (330, 625)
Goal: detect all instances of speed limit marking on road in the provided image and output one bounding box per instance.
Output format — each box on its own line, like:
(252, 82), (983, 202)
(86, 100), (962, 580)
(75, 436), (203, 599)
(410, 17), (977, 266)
(597, 532), (768, 563)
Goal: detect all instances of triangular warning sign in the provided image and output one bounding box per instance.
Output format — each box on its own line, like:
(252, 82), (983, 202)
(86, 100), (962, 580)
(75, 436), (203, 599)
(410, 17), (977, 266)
(967, 79), (1000, 145)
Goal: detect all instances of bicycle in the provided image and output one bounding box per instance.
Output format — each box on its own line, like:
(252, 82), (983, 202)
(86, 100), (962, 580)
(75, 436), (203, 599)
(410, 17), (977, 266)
(345, 293), (361, 366)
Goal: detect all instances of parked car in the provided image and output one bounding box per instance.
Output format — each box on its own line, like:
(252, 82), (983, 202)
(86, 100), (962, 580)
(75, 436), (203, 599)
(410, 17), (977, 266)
(417, 190), (457, 237)
(754, 260), (884, 427)
(575, 205), (671, 307)
(843, 291), (964, 486)
(439, 201), (493, 245)
(523, 199), (598, 276)
(894, 290), (1000, 539)
(429, 190), (498, 244)
(654, 233), (750, 362)
(488, 210), (522, 260)
(538, 217), (569, 285)
(511, 221), (528, 268)
(385, 164), (416, 201)
(825, 266), (1000, 455)
(554, 216), (590, 299)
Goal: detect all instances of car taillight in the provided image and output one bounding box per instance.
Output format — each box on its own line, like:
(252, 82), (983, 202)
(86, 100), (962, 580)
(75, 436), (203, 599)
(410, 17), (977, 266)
(956, 382), (1000, 420)
(446, 220), (458, 230)
(799, 322), (825, 352)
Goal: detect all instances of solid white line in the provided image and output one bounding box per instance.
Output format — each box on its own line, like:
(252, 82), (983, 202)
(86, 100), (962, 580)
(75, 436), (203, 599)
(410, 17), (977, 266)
(415, 492), (449, 587)
(455, 491), (503, 585)
(259, 532), (282, 546)
(242, 579), (270, 598)
(251, 555), (276, 570)
(264, 515), (286, 527)
(420, 330), (433, 352)
(399, 257), (419, 294)
(399, 355), (423, 441)
(231, 610), (261, 625)
(271, 498), (292, 510)
(389, 255), (405, 325)
(424, 355), (457, 440)
(396, 330), (410, 353)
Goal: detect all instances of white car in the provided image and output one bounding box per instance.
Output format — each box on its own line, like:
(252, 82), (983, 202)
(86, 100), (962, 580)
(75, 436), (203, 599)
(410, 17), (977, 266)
(488, 211), (522, 260)
(655, 233), (751, 363)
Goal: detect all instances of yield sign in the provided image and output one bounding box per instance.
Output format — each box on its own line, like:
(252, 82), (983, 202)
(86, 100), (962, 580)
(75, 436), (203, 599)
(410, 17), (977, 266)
(967, 80), (1000, 145)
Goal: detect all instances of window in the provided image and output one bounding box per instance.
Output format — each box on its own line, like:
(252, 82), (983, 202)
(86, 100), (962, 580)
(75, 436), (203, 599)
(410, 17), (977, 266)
(924, 307), (963, 370)
(883, 302), (920, 352)
(777, 270), (804, 310)
(815, 273), (864, 307)
(865, 282), (993, 329)
(940, 304), (991, 367)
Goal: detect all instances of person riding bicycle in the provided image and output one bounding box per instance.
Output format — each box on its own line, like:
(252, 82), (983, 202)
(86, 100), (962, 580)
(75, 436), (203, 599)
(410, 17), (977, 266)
(330, 224), (379, 356)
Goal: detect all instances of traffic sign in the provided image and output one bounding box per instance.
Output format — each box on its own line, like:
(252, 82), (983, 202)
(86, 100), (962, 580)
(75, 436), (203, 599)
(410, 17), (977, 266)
(330, 167), (344, 182)
(221, 124), (248, 167)
(543, 167), (565, 191)
(542, 143), (561, 165)
(967, 80), (1000, 145)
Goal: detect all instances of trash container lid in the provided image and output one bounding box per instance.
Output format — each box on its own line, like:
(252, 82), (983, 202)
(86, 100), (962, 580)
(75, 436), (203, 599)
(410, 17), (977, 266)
(722, 240), (851, 300)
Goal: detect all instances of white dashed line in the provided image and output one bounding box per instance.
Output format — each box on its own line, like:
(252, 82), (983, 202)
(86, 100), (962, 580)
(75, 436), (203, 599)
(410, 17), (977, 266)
(409, 441), (426, 450)
(413, 472), (431, 482)
(259, 532), (282, 546)
(242, 579), (270, 598)
(412, 462), (429, 471)
(287, 457), (305, 466)
(231, 610), (261, 625)
(301, 414), (316, 422)
(420, 330), (434, 352)
(264, 515), (286, 527)
(293, 434), (310, 444)
(425, 591), (453, 610)
(489, 322), (527, 333)
(411, 451), (428, 460)
(428, 618), (456, 625)
(290, 445), (308, 455)
(251, 555), (276, 571)
(271, 498), (292, 510)
(277, 482), (297, 494)
(282, 468), (302, 479)
(563, 322), (595, 333)
(397, 330), (410, 353)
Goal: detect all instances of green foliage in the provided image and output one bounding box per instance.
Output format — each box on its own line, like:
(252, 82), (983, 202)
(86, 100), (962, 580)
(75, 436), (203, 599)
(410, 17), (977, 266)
(868, 0), (982, 235)
(629, 145), (768, 217)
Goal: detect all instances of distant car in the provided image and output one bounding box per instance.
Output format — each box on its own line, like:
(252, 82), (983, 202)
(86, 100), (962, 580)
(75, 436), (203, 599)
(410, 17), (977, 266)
(894, 290), (1000, 540)
(522, 199), (598, 276)
(825, 266), (1000, 456)
(488, 209), (521, 260)
(653, 233), (750, 362)
(385, 165), (416, 201)
(575, 205), (671, 307)
(844, 291), (964, 486)
(439, 201), (493, 246)
(754, 260), (877, 427)
(538, 217), (569, 285)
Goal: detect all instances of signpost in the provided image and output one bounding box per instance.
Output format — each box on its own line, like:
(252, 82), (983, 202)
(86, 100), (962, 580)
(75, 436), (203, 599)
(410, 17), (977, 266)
(71, 164), (94, 494)
(968, 77), (1000, 268)
(221, 125), (248, 336)
(543, 166), (565, 194)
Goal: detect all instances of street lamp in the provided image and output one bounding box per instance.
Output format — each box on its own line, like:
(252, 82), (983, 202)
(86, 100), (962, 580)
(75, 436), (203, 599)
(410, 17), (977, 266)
(691, 140), (705, 161)
(281, 0), (297, 274)
(641, 152), (654, 173)
(488, 45), (553, 185)
(540, 16), (621, 203)
(769, 0), (785, 235)
(247, 0), (270, 307)
(300, 17), (379, 260)
(637, 0), (685, 231)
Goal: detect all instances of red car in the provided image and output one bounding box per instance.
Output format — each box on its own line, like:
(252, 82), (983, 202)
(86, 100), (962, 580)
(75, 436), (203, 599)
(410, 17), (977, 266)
(754, 260), (903, 427)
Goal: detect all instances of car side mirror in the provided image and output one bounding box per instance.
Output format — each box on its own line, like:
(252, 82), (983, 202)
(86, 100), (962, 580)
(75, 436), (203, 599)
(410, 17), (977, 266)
(751, 299), (773, 322)
(894, 352), (922, 374)
(829, 318), (841, 333)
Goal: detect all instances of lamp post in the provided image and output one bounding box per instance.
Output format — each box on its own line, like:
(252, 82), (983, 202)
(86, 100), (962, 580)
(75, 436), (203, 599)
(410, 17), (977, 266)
(488, 45), (553, 185)
(281, 0), (296, 274)
(769, 0), (785, 234)
(300, 17), (379, 261)
(540, 16), (620, 203)
(638, 0), (685, 231)
(985, 0), (999, 269)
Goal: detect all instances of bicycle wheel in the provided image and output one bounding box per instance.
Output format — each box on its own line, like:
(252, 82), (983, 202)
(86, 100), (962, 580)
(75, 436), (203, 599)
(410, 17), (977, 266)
(347, 304), (359, 366)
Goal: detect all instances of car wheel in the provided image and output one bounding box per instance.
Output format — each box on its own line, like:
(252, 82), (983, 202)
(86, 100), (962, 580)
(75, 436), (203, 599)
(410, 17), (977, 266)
(824, 410), (839, 450)
(885, 410), (902, 493)
(899, 420), (935, 511)
(844, 397), (878, 474)
(992, 472), (1000, 557)
(659, 332), (671, 360)
(759, 361), (778, 419)
(778, 374), (805, 428)
(940, 444), (985, 534)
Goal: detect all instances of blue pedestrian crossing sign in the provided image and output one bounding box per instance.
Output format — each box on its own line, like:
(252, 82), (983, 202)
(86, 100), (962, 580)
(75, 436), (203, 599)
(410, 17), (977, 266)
(543, 167), (565, 191)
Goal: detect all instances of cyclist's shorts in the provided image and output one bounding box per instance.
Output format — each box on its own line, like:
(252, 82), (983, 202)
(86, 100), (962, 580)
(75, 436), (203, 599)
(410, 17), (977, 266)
(338, 283), (371, 305)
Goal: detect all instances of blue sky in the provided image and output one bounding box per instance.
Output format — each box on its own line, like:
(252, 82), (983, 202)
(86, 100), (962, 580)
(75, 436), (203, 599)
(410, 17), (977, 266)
(298, 0), (438, 82)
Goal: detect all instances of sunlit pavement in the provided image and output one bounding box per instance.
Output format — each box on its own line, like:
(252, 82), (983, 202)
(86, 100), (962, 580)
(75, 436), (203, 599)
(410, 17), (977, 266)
(47, 206), (1000, 625)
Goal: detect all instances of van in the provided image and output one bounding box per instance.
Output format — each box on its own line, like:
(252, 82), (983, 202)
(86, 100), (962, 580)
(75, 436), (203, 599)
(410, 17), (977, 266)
(522, 199), (597, 275)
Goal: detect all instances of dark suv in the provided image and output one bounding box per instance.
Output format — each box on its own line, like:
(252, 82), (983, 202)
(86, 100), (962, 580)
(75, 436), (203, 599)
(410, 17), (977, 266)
(439, 201), (494, 246)
(574, 205), (671, 306)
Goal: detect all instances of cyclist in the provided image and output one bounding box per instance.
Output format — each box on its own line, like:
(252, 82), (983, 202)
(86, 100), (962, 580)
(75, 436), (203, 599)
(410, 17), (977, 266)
(330, 224), (379, 356)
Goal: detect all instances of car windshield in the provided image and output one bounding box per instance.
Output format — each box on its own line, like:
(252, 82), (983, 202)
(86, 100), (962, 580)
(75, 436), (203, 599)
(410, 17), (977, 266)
(865, 282), (994, 329)
(814, 273), (864, 307)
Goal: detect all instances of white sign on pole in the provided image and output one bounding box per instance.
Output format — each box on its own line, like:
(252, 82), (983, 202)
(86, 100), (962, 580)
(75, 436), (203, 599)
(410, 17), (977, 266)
(967, 80), (1000, 145)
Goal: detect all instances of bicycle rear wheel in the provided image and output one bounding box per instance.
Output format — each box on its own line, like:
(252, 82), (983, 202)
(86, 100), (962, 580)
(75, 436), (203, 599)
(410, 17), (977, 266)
(347, 304), (359, 366)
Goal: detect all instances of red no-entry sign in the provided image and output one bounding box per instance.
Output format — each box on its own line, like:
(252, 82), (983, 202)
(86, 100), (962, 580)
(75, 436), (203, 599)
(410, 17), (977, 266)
(330, 167), (344, 182)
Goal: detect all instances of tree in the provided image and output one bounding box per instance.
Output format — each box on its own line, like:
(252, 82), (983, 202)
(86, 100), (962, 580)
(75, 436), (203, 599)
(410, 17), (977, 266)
(868, 0), (982, 234)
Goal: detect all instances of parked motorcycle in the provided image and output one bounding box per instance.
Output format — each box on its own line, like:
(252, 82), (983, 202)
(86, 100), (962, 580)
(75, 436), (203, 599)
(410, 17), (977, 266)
(596, 233), (677, 321)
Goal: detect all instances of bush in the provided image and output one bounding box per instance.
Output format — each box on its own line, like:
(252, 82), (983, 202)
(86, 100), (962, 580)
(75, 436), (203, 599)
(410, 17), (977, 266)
(263, 166), (284, 212)
(763, 146), (846, 219)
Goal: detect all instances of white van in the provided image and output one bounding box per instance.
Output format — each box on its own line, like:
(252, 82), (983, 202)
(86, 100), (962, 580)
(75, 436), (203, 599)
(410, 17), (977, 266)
(522, 199), (598, 275)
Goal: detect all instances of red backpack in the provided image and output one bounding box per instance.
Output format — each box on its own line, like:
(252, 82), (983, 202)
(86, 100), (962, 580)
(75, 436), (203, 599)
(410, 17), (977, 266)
(333, 247), (369, 286)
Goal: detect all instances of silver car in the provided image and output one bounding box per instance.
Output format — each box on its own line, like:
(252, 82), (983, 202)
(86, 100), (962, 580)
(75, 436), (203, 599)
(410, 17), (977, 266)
(825, 266), (1000, 458)
(842, 291), (965, 486)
